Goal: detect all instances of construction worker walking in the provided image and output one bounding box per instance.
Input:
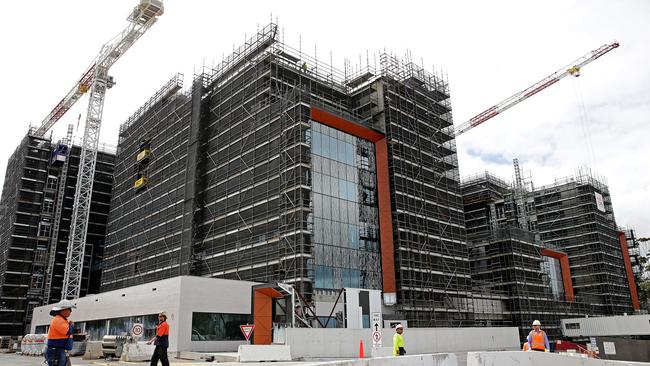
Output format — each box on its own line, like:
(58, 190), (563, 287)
(527, 320), (550, 352)
(45, 299), (77, 366)
(393, 324), (406, 356)
(147, 312), (170, 366)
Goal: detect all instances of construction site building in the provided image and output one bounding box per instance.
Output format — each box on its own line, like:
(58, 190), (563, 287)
(461, 168), (638, 340)
(533, 168), (634, 315)
(0, 130), (115, 336)
(462, 172), (592, 340)
(101, 23), (471, 327)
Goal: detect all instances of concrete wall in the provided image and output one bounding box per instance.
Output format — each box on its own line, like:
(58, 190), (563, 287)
(561, 314), (650, 337)
(285, 327), (519, 359)
(596, 337), (650, 363)
(176, 276), (254, 352)
(31, 276), (184, 350)
(468, 351), (649, 366)
(30, 276), (257, 354)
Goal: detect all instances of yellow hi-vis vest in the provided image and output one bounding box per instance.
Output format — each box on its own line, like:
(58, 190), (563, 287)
(393, 333), (404, 356)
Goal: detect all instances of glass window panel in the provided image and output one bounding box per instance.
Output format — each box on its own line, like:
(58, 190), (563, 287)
(331, 176), (339, 198)
(349, 224), (359, 249)
(337, 140), (346, 163)
(347, 181), (357, 201)
(329, 138), (337, 162)
(339, 200), (348, 223)
(322, 175), (331, 196)
(313, 172), (322, 194)
(331, 197), (340, 220)
(313, 156), (322, 173)
(346, 165), (356, 182)
(351, 269), (360, 288)
(322, 135), (330, 158)
(338, 161), (347, 180)
(338, 179), (347, 200)
(314, 193), (323, 218)
(340, 221), (349, 247)
(323, 195), (331, 219)
(323, 219), (332, 245)
(312, 131), (321, 156)
(191, 312), (252, 341)
(321, 157), (330, 176)
(314, 218), (323, 243)
(345, 143), (354, 165)
(348, 202), (358, 225)
(333, 222), (341, 246)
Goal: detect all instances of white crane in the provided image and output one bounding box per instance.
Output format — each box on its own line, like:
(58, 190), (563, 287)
(454, 41), (619, 137)
(32, 0), (164, 299)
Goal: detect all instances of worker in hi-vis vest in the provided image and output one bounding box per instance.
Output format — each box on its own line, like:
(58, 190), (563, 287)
(527, 320), (550, 352)
(393, 324), (406, 356)
(45, 299), (77, 366)
(147, 311), (170, 366)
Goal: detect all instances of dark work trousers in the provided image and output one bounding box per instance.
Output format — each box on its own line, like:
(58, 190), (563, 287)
(150, 345), (170, 366)
(45, 347), (68, 366)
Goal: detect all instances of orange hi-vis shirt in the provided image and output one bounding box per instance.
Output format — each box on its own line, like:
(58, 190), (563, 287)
(47, 315), (74, 350)
(155, 321), (169, 347)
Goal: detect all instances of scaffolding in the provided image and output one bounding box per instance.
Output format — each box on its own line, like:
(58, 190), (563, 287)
(0, 131), (114, 336)
(99, 22), (473, 328)
(461, 166), (633, 340)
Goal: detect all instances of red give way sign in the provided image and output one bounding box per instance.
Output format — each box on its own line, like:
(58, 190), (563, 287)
(240, 324), (255, 341)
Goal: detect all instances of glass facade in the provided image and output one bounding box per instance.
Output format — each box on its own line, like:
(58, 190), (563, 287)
(541, 256), (565, 300)
(191, 312), (252, 341)
(309, 121), (381, 291)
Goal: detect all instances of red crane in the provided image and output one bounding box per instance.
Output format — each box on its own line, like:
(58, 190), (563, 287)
(454, 41), (619, 137)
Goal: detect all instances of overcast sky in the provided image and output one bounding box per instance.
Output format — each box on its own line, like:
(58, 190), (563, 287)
(1, 1), (648, 251)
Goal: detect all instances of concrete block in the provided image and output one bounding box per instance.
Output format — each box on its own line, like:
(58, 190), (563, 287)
(120, 343), (156, 362)
(299, 353), (457, 366)
(371, 347), (394, 357)
(467, 351), (649, 366)
(82, 341), (104, 360)
(238, 345), (291, 362)
(178, 351), (239, 362)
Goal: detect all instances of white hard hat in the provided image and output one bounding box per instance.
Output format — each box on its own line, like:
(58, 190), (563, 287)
(532, 320), (541, 326)
(395, 324), (403, 329)
(51, 299), (77, 312)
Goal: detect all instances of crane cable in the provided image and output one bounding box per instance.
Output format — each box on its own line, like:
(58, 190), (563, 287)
(572, 77), (597, 168)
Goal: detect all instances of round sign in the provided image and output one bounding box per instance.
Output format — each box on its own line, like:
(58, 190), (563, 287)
(131, 323), (144, 336)
(372, 331), (382, 343)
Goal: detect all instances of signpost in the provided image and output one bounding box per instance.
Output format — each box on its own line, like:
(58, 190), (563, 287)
(371, 312), (382, 348)
(240, 324), (255, 343)
(131, 323), (144, 339)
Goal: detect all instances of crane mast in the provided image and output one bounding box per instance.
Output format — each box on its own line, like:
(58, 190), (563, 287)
(46, 0), (164, 299)
(454, 41), (619, 137)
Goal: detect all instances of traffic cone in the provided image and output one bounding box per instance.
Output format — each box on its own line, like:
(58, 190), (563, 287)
(359, 340), (365, 358)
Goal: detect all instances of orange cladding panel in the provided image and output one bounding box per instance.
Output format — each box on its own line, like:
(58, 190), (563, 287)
(541, 248), (574, 302)
(253, 290), (273, 344)
(375, 138), (397, 293)
(618, 231), (641, 310)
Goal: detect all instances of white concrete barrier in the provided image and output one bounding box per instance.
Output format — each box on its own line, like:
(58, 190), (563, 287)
(305, 353), (458, 366)
(467, 351), (649, 366)
(82, 341), (104, 360)
(178, 351), (239, 362)
(120, 343), (156, 362)
(238, 345), (292, 362)
(371, 347), (394, 357)
(286, 327), (519, 359)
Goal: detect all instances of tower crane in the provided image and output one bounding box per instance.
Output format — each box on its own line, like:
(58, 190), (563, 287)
(31, 0), (164, 299)
(454, 41), (619, 137)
